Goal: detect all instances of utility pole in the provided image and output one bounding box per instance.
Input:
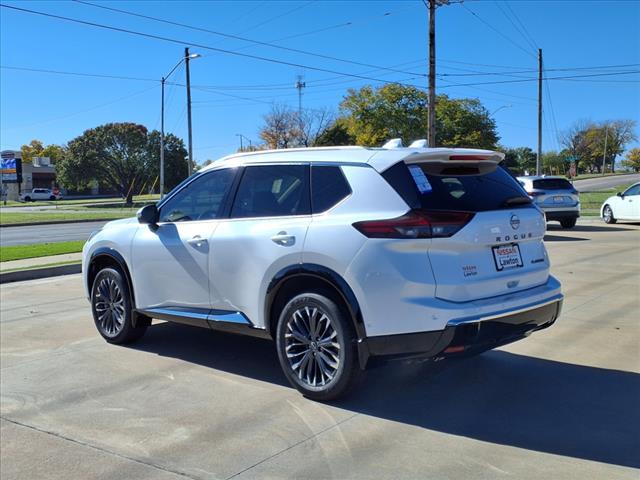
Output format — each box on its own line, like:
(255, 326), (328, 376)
(185, 47), (194, 177)
(601, 123), (609, 175)
(160, 77), (166, 197)
(296, 75), (306, 144)
(537, 48), (543, 176)
(428, 0), (436, 147)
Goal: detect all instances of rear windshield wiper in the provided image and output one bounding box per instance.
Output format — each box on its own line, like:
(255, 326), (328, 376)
(503, 196), (532, 207)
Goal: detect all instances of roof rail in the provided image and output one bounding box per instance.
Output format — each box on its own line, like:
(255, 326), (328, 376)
(409, 139), (427, 148)
(382, 138), (403, 149)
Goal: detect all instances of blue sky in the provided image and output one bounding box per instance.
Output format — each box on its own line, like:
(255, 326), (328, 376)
(1, 0), (639, 163)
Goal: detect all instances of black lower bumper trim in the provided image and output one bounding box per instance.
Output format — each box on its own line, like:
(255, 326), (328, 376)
(359, 299), (562, 368)
(545, 211), (580, 221)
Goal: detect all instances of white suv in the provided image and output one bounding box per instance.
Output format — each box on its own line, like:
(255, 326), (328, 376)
(19, 188), (62, 201)
(83, 145), (563, 400)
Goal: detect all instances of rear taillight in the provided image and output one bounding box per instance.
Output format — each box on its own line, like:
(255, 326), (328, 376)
(353, 210), (474, 239)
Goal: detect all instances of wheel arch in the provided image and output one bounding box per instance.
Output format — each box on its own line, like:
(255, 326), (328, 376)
(264, 264), (367, 342)
(88, 247), (136, 309)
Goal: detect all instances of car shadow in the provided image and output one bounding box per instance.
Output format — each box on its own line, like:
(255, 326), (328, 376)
(130, 322), (639, 469)
(543, 234), (588, 242)
(546, 224), (633, 232)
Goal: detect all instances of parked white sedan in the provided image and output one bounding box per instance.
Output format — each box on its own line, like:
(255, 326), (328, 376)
(19, 188), (62, 202)
(601, 182), (640, 223)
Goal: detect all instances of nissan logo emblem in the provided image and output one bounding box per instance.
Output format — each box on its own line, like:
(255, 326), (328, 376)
(510, 215), (520, 230)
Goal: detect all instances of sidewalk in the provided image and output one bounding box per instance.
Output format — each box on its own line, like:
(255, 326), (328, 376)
(0, 252), (82, 273)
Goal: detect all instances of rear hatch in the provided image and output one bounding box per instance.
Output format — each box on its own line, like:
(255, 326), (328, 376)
(381, 151), (549, 302)
(528, 177), (579, 210)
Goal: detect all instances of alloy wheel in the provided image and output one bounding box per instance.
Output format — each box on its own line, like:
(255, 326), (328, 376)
(284, 306), (341, 388)
(93, 273), (126, 338)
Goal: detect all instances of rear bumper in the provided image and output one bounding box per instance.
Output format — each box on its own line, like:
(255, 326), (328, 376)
(358, 295), (562, 368)
(544, 210), (580, 221)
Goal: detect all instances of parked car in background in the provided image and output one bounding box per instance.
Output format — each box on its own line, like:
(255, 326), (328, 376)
(19, 188), (63, 202)
(601, 182), (640, 223)
(517, 176), (580, 228)
(83, 145), (563, 400)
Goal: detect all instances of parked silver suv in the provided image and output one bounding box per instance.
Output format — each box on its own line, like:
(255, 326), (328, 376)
(517, 176), (580, 228)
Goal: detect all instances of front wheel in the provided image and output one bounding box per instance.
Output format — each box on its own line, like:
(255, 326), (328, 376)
(603, 205), (616, 224)
(560, 218), (577, 229)
(276, 293), (361, 401)
(91, 267), (147, 344)
(24, 196), (31, 202)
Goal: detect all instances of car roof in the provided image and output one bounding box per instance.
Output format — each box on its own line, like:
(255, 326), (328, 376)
(200, 146), (503, 173)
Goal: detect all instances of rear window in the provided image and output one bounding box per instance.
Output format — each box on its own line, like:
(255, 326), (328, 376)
(382, 162), (530, 212)
(532, 178), (573, 190)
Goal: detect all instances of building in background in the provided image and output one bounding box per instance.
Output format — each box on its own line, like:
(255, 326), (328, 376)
(1, 150), (57, 201)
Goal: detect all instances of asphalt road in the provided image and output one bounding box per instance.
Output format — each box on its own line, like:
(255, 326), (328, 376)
(0, 221), (107, 246)
(1, 220), (639, 479)
(573, 173), (640, 192)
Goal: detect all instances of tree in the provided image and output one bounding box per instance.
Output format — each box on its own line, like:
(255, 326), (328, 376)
(58, 123), (153, 205)
(500, 147), (537, 175)
(622, 148), (640, 172)
(259, 104), (300, 149)
(541, 151), (566, 176)
(315, 119), (355, 146)
(20, 139), (65, 163)
(146, 131), (189, 192)
(338, 84), (499, 148)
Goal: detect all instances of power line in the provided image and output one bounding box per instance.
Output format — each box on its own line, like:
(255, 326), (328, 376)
(461, 3), (537, 58)
(72, 0), (426, 77)
(235, 1), (314, 35)
(504, 1), (539, 52)
(0, 65), (157, 82)
(438, 70), (640, 88)
(494, 1), (538, 52)
(0, 3), (429, 89)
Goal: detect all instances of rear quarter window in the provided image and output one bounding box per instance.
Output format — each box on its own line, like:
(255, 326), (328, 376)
(311, 166), (351, 213)
(382, 162), (530, 212)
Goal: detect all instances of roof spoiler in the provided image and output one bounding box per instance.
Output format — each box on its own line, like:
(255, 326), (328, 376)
(402, 149), (505, 175)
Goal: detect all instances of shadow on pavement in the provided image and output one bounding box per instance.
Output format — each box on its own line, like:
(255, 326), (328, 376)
(544, 234), (588, 242)
(132, 322), (640, 469)
(546, 224), (633, 233)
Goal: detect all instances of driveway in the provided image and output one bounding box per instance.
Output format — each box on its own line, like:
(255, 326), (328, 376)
(1, 220), (639, 479)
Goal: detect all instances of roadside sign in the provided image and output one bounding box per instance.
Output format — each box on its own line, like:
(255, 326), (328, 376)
(1, 150), (23, 183)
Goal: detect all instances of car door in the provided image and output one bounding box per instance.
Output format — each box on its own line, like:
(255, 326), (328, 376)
(209, 164), (312, 328)
(130, 168), (237, 310)
(619, 184), (640, 219)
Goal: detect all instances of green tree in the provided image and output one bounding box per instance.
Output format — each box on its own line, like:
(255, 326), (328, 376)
(622, 148), (640, 172)
(500, 147), (537, 175)
(315, 119), (355, 146)
(146, 131), (189, 192)
(338, 84), (499, 148)
(58, 123), (152, 205)
(20, 139), (65, 163)
(541, 151), (566, 175)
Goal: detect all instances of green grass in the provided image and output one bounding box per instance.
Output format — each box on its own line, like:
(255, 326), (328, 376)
(578, 183), (635, 216)
(0, 240), (86, 262)
(2, 194), (159, 208)
(0, 210), (134, 225)
(572, 172), (635, 181)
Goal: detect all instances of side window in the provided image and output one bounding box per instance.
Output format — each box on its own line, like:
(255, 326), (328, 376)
(311, 165), (351, 213)
(231, 165), (310, 218)
(623, 184), (640, 196)
(159, 169), (235, 222)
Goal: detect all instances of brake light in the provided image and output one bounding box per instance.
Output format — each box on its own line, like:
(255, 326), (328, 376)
(448, 155), (492, 161)
(353, 210), (474, 239)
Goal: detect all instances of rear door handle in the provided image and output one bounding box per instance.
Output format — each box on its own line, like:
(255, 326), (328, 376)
(271, 231), (296, 246)
(187, 235), (207, 247)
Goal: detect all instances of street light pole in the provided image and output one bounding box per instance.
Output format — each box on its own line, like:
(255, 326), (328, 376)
(160, 76), (166, 197)
(427, 0), (436, 147)
(185, 47), (194, 177)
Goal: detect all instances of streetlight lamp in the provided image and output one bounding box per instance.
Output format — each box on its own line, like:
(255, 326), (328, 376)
(235, 134), (252, 151)
(160, 52), (200, 198)
(490, 104), (513, 116)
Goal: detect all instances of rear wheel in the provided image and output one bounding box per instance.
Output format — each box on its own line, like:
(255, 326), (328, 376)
(560, 218), (577, 229)
(24, 196), (31, 202)
(49, 195), (55, 200)
(603, 205), (616, 224)
(91, 267), (147, 344)
(276, 293), (361, 401)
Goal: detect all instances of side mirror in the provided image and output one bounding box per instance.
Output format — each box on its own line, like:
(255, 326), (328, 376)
(137, 204), (159, 225)
(616, 192), (623, 198)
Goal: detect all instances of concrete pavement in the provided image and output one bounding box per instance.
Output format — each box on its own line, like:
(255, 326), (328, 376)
(572, 173), (640, 191)
(0, 221), (108, 246)
(1, 221), (639, 479)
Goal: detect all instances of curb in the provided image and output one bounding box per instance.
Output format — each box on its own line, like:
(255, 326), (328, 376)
(0, 263), (81, 283)
(0, 218), (116, 228)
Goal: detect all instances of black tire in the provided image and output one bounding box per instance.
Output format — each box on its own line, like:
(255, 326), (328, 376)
(560, 218), (577, 229)
(276, 292), (361, 401)
(91, 267), (147, 344)
(24, 196), (31, 202)
(603, 205), (617, 224)
(49, 195), (55, 200)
